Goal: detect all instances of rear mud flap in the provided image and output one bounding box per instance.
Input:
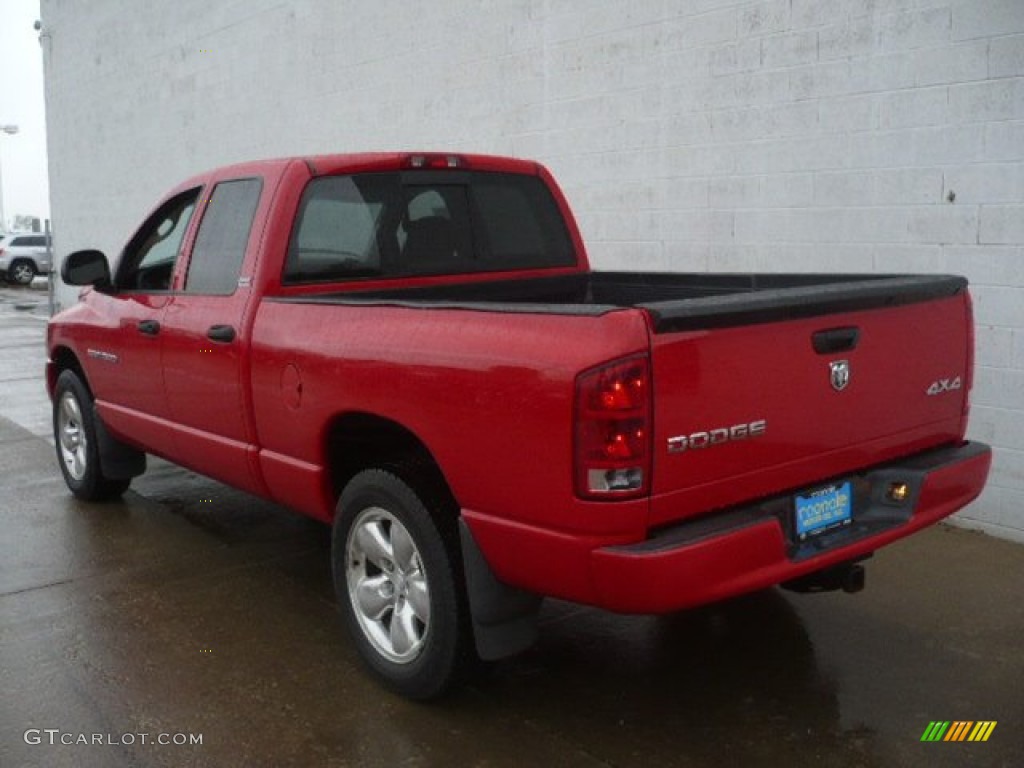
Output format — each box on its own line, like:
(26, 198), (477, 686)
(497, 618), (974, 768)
(459, 519), (541, 660)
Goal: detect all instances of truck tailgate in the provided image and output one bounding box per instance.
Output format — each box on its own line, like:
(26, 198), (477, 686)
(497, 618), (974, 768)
(649, 292), (970, 527)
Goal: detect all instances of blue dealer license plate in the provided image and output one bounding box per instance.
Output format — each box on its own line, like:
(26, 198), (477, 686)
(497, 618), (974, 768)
(795, 482), (853, 540)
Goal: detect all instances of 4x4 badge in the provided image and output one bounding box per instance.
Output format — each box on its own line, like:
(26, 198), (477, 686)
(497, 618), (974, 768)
(830, 360), (850, 392)
(927, 376), (962, 396)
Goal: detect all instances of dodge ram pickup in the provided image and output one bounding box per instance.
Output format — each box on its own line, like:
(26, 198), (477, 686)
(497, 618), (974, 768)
(48, 152), (992, 698)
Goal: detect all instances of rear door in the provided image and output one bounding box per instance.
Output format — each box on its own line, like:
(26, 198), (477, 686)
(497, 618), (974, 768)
(159, 174), (267, 493)
(649, 294), (971, 527)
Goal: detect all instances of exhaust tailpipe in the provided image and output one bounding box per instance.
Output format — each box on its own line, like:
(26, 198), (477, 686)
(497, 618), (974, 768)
(781, 561), (868, 594)
(842, 563), (865, 593)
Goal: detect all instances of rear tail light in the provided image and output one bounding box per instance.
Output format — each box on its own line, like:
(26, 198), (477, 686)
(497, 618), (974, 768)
(575, 354), (652, 499)
(963, 291), (975, 430)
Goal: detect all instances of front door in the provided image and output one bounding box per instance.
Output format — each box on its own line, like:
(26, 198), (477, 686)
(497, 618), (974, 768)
(91, 187), (203, 449)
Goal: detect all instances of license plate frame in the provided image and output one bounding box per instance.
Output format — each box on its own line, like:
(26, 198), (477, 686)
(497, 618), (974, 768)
(794, 481), (853, 541)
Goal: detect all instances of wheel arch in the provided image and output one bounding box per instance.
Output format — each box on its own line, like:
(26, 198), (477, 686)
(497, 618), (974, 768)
(51, 348), (145, 481)
(324, 411), (458, 523)
(48, 345), (90, 399)
(323, 411), (542, 662)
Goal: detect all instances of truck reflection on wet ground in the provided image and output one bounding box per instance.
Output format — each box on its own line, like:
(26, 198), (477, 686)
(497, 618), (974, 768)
(498, 592), (872, 767)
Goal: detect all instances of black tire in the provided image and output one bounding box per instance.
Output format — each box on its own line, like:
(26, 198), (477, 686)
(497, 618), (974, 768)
(9, 259), (36, 285)
(53, 370), (130, 501)
(332, 468), (474, 699)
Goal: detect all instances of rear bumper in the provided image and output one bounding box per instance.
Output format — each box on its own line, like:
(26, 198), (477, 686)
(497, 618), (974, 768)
(463, 441), (991, 614)
(590, 441), (991, 613)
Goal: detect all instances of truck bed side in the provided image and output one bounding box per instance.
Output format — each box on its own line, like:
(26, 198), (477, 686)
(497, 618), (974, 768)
(248, 300), (652, 539)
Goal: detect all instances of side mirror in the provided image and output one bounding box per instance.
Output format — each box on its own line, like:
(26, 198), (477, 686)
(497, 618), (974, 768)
(61, 249), (113, 291)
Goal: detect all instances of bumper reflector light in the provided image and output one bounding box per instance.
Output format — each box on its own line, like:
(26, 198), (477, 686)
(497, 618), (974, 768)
(887, 482), (910, 503)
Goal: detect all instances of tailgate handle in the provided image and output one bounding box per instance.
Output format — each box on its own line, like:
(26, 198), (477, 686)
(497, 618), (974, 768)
(812, 327), (860, 354)
(207, 324), (236, 343)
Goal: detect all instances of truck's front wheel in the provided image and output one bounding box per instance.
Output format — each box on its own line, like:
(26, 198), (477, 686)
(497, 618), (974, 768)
(53, 370), (130, 501)
(332, 469), (473, 699)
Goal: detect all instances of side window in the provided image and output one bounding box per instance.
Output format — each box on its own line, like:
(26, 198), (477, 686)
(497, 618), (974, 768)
(118, 188), (200, 291)
(184, 178), (262, 295)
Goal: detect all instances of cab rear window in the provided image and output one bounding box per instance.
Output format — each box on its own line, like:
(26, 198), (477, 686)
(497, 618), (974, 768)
(284, 171), (575, 283)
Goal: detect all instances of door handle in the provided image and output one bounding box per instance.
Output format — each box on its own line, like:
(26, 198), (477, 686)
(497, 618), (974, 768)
(207, 324), (236, 343)
(137, 319), (161, 336)
(812, 326), (860, 354)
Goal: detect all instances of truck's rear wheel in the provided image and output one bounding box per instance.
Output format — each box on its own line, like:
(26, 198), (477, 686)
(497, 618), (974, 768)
(332, 469), (473, 699)
(53, 370), (130, 501)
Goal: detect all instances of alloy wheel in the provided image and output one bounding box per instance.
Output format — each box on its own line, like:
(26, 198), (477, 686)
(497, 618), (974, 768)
(57, 391), (88, 481)
(345, 506), (431, 663)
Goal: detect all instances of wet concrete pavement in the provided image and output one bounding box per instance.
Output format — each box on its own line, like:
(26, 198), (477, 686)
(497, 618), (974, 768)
(1, 283), (1022, 767)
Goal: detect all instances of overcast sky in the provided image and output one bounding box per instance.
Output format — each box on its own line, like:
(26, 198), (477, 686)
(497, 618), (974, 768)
(0, 0), (49, 226)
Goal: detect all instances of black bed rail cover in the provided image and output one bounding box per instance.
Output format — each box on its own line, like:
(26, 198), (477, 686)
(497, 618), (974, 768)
(269, 272), (968, 331)
(640, 274), (967, 333)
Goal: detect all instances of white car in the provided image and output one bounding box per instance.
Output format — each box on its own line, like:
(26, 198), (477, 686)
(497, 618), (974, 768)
(0, 232), (51, 285)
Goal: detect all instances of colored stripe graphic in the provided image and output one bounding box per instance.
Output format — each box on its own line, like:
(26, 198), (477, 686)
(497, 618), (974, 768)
(921, 721), (996, 742)
(968, 722), (997, 742)
(945, 722), (972, 741)
(921, 722), (950, 741)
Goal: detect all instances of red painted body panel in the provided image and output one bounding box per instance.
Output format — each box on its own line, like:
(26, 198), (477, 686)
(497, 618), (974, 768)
(649, 295), (969, 527)
(249, 302), (651, 531)
(46, 151), (992, 618)
(95, 293), (173, 418)
(152, 161), (290, 494)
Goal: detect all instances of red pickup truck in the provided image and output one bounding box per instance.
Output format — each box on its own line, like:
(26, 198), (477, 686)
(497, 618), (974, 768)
(48, 152), (991, 698)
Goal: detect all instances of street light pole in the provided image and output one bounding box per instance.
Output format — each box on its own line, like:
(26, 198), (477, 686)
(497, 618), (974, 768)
(0, 124), (20, 232)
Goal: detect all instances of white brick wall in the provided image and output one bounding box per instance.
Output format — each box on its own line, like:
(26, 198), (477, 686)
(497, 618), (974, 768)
(41, 0), (1024, 540)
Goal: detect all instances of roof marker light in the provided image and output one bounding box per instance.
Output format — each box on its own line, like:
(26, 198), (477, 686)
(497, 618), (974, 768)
(403, 154), (464, 170)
